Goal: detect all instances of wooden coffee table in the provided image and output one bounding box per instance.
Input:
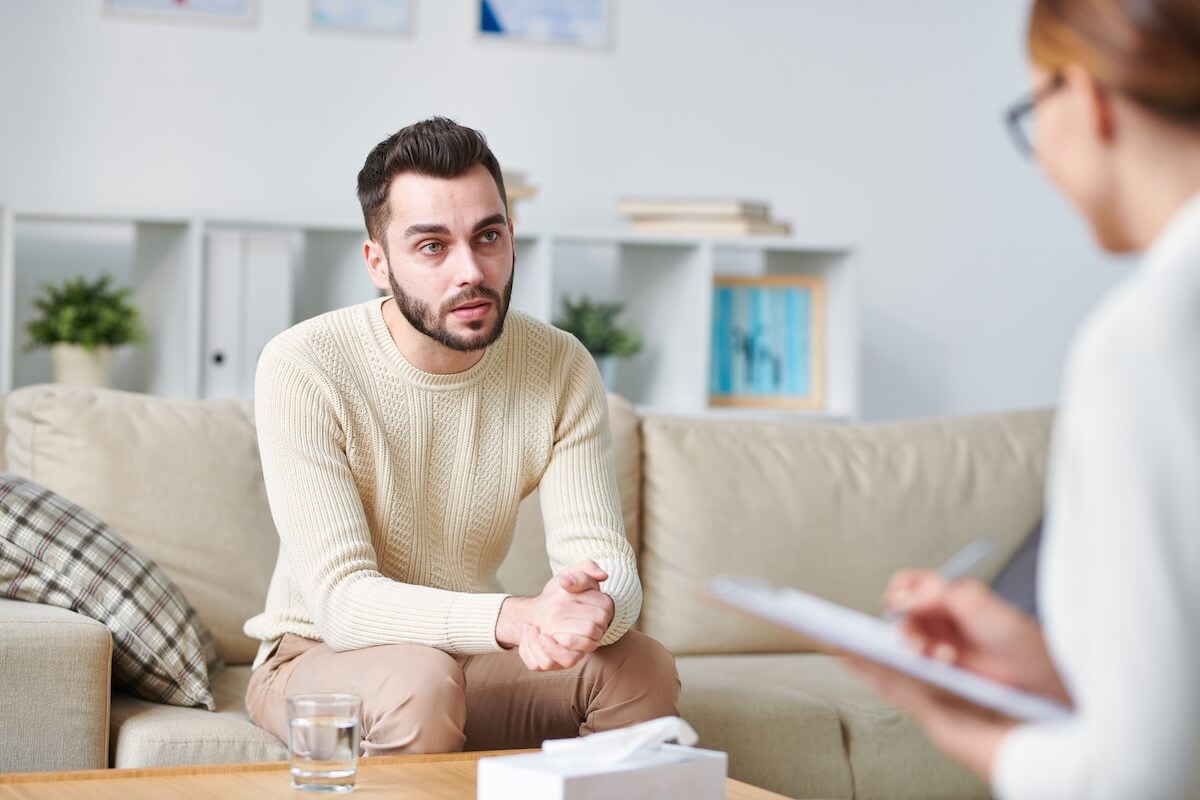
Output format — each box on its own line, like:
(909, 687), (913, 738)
(0, 751), (791, 798)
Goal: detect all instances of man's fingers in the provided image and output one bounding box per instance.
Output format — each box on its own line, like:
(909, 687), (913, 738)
(572, 560), (609, 581)
(541, 593), (611, 627)
(551, 632), (601, 653)
(517, 627), (539, 670)
(535, 630), (583, 668)
(521, 625), (555, 671)
(545, 617), (606, 644)
(558, 573), (602, 594)
(565, 587), (614, 612)
(520, 624), (586, 670)
(565, 561), (609, 583)
(557, 566), (611, 595)
(563, 602), (612, 630)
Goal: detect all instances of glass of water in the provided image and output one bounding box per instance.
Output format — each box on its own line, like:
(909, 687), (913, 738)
(287, 693), (362, 793)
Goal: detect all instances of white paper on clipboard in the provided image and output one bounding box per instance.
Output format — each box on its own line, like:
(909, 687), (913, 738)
(706, 575), (1072, 723)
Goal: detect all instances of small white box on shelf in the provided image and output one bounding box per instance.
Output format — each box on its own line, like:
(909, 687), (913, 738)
(476, 743), (727, 800)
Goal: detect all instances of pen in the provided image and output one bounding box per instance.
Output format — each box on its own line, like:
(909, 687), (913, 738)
(881, 535), (998, 623)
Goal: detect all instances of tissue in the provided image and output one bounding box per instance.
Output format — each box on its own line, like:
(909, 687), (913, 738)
(476, 716), (727, 800)
(541, 716), (699, 764)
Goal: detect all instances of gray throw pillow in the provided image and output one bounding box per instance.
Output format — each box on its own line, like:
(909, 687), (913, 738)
(990, 519), (1041, 620)
(0, 474), (218, 710)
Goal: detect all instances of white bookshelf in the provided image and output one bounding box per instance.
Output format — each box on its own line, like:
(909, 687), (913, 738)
(0, 208), (860, 418)
(511, 229), (860, 419)
(0, 209), (202, 398)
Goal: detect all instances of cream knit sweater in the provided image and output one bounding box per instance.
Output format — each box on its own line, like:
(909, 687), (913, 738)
(243, 298), (641, 668)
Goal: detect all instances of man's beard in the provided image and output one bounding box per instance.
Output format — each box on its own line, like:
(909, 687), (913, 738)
(388, 261), (514, 353)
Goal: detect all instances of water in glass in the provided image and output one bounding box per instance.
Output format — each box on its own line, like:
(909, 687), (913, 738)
(289, 712), (360, 793)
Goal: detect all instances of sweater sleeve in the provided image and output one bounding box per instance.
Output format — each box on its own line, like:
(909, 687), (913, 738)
(537, 341), (642, 644)
(991, 313), (1200, 799)
(254, 341), (507, 655)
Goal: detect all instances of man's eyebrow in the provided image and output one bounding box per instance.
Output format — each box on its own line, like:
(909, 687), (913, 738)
(401, 214), (506, 238)
(473, 213), (507, 231)
(403, 223), (450, 238)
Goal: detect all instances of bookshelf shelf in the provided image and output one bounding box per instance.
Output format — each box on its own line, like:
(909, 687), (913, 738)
(0, 207), (859, 418)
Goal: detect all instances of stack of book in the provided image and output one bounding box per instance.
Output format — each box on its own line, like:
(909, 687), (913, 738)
(617, 198), (791, 236)
(503, 171), (537, 220)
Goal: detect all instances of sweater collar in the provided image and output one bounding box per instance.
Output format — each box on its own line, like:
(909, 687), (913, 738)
(366, 296), (506, 390)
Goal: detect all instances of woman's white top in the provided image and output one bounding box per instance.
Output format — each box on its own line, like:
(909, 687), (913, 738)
(992, 193), (1200, 799)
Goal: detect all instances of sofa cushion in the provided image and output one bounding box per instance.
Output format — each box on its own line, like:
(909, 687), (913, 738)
(677, 653), (985, 800)
(640, 409), (1053, 654)
(496, 393), (641, 597)
(110, 665), (287, 768)
(3, 385), (279, 665)
(677, 654), (852, 799)
(1, 474), (217, 710)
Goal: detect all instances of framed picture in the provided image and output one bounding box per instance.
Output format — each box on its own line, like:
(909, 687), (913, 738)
(310, 0), (413, 35)
(709, 275), (826, 410)
(103, 0), (257, 24)
(478, 0), (610, 48)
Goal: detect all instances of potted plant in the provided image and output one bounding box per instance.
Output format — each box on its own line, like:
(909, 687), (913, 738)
(25, 274), (146, 387)
(553, 295), (641, 390)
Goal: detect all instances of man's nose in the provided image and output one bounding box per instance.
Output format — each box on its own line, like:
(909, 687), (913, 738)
(452, 246), (486, 286)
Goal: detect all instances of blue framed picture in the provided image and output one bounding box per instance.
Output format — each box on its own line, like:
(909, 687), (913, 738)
(310, 0), (413, 35)
(709, 275), (825, 410)
(479, 0), (609, 47)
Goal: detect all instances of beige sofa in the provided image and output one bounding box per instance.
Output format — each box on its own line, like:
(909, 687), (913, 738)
(0, 384), (1052, 799)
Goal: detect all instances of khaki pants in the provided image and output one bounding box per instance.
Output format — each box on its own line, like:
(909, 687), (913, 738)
(245, 631), (680, 755)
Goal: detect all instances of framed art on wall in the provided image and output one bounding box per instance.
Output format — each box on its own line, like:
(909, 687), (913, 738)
(709, 275), (826, 410)
(310, 0), (413, 35)
(103, 0), (257, 24)
(478, 0), (610, 48)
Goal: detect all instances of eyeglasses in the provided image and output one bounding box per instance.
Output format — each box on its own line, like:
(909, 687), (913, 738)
(1005, 74), (1065, 157)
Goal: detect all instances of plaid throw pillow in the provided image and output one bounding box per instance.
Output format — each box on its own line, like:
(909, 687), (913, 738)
(0, 474), (218, 710)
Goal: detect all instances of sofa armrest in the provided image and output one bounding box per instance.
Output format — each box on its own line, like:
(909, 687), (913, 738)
(0, 598), (111, 772)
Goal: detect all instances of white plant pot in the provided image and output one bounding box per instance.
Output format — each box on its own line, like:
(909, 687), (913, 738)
(594, 354), (618, 391)
(50, 344), (115, 388)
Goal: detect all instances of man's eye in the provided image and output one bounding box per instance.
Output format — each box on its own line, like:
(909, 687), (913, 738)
(420, 242), (444, 254)
(479, 230), (500, 243)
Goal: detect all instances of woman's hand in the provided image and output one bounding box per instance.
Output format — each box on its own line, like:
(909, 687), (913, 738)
(841, 570), (1073, 780)
(885, 570), (1070, 704)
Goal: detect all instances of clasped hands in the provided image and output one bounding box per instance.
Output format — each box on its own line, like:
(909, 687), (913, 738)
(496, 560), (615, 672)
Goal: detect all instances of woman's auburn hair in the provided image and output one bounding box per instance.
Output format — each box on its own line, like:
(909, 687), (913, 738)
(1029, 0), (1200, 124)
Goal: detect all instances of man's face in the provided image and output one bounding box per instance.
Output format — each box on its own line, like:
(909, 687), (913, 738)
(377, 164), (514, 352)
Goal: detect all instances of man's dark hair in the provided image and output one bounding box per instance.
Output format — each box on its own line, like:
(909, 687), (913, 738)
(356, 117), (508, 245)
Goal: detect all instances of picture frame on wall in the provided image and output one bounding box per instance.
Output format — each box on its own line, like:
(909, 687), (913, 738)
(709, 275), (826, 411)
(310, 0), (414, 36)
(478, 0), (610, 48)
(103, 0), (258, 25)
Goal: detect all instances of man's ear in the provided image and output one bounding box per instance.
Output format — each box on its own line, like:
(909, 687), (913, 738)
(508, 217), (517, 267)
(364, 239), (391, 292)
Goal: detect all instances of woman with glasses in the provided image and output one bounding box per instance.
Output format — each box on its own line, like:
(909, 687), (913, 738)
(847, 0), (1200, 797)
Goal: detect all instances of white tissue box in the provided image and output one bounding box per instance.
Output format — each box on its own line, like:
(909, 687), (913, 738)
(476, 744), (727, 800)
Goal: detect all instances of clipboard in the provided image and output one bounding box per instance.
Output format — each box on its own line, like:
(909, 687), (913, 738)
(706, 575), (1072, 723)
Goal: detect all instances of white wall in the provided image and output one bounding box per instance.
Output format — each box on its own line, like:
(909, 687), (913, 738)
(0, 0), (1128, 420)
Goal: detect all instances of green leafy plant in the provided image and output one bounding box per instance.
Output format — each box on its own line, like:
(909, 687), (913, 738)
(25, 274), (146, 352)
(553, 295), (642, 358)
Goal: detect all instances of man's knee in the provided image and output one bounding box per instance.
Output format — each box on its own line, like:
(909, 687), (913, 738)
(363, 646), (467, 755)
(593, 630), (681, 710)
